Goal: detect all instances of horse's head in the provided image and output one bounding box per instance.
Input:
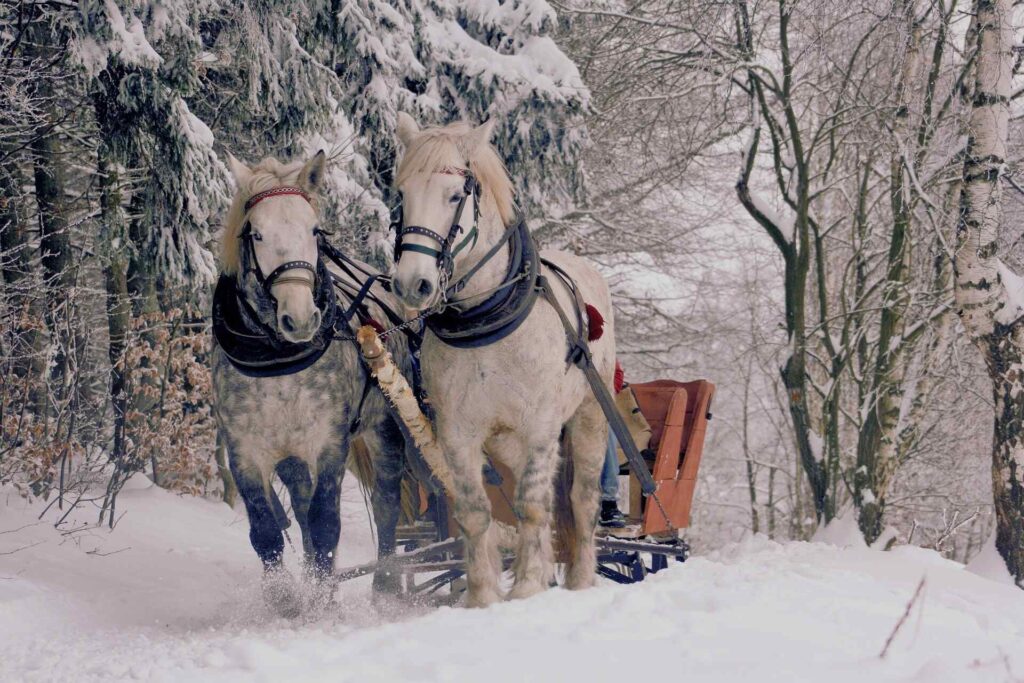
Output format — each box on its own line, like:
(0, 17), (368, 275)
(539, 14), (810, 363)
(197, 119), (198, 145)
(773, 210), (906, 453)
(391, 113), (514, 312)
(223, 151), (327, 343)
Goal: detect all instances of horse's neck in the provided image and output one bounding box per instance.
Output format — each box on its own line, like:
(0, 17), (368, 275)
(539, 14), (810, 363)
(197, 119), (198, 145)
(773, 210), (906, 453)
(452, 207), (509, 305)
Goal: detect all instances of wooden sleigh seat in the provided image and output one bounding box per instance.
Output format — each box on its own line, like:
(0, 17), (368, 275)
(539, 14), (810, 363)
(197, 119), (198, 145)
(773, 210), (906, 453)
(622, 379), (715, 536)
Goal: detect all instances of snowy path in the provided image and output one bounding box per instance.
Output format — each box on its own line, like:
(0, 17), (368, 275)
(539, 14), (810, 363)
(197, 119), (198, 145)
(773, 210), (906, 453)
(2, 479), (1023, 683)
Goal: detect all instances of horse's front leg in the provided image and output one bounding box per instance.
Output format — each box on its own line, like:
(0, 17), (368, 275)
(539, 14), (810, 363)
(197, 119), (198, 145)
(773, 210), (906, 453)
(228, 448), (301, 617)
(445, 438), (502, 608)
(308, 443), (348, 581)
(508, 439), (559, 600)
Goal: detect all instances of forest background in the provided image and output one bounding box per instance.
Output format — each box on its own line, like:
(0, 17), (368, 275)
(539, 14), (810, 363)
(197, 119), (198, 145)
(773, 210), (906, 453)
(2, 0), (1023, 586)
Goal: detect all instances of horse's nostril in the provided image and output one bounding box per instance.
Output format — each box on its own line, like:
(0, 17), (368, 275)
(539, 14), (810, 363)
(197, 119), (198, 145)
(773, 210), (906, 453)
(416, 279), (433, 297)
(281, 314), (296, 333)
(309, 310), (321, 329)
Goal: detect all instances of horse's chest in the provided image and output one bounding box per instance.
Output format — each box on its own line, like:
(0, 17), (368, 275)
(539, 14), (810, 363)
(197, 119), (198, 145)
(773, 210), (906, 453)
(216, 369), (342, 462)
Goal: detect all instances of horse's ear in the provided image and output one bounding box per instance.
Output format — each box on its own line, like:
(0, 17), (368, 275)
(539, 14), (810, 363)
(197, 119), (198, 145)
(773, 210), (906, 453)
(298, 150), (327, 192)
(226, 153), (252, 188)
(396, 112), (420, 148)
(465, 118), (497, 155)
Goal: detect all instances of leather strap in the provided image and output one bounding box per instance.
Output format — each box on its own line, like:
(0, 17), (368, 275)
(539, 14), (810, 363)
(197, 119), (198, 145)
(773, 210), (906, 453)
(537, 269), (659, 498)
(244, 186), (310, 212)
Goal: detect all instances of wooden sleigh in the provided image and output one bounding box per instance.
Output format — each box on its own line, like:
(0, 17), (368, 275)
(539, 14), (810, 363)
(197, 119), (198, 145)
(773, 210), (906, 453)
(336, 376), (716, 594)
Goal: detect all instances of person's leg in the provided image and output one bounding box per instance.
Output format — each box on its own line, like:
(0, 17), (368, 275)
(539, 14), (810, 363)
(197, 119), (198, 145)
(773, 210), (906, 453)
(600, 430), (619, 502)
(599, 430), (626, 528)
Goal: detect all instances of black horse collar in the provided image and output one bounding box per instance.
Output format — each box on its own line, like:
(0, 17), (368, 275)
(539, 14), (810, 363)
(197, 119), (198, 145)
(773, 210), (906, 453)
(424, 216), (540, 348)
(212, 258), (339, 378)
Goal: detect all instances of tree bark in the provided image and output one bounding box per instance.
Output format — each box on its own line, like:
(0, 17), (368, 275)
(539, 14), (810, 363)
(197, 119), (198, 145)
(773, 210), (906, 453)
(0, 145), (47, 409)
(954, 0), (1024, 587)
(98, 145), (131, 468)
(31, 98), (78, 405)
(856, 9), (920, 543)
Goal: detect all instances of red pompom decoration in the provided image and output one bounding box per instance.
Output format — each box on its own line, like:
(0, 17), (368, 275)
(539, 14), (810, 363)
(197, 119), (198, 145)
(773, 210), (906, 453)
(585, 303), (604, 341)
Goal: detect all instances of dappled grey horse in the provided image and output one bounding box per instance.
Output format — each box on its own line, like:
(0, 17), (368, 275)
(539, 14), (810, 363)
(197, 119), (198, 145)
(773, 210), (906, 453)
(211, 151), (413, 615)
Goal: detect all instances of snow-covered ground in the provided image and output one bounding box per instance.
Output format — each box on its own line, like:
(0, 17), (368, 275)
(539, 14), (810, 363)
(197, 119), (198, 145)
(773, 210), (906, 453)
(2, 478), (1023, 683)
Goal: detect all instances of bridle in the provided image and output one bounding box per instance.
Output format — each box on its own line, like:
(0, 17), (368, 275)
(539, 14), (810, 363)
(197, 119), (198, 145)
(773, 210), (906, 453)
(393, 166), (480, 292)
(239, 186), (322, 301)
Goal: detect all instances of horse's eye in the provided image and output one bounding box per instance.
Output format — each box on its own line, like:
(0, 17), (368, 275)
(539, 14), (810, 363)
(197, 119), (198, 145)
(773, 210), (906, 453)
(449, 193), (463, 204)
(251, 231), (263, 242)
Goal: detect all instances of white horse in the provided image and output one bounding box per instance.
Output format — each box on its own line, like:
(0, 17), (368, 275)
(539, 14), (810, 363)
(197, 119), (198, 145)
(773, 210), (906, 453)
(391, 114), (615, 606)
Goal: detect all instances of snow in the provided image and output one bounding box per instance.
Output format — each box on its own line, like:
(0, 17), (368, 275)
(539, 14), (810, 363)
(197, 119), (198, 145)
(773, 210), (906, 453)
(811, 510), (868, 549)
(426, 21), (585, 106)
(102, 0), (163, 68)
(967, 532), (1018, 587)
(2, 484), (1023, 682)
(747, 191), (795, 242)
(996, 261), (1024, 326)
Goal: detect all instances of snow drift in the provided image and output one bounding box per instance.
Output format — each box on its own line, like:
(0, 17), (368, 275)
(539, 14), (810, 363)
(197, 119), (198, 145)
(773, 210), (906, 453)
(1, 478), (1022, 683)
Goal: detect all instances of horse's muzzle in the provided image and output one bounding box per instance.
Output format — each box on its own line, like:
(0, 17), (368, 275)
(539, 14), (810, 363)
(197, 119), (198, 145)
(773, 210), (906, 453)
(393, 275), (436, 311)
(279, 308), (321, 343)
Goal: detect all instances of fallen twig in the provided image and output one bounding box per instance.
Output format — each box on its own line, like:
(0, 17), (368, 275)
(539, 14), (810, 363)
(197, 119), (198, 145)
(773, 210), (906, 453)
(86, 546), (131, 557)
(879, 576), (927, 659)
(0, 540), (44, 556)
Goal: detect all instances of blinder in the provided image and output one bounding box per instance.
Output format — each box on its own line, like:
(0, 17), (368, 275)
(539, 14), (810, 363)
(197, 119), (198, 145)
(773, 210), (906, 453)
(392, 167), (480, 283)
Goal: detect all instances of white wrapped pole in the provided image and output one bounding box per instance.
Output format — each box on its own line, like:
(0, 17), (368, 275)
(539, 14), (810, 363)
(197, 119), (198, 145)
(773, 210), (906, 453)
(356, 326), (516, 549)
(356, 326), (454, 494)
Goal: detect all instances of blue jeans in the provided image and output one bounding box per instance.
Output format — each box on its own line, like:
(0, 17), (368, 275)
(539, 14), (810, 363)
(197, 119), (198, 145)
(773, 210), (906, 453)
(601, 430), (619, 502)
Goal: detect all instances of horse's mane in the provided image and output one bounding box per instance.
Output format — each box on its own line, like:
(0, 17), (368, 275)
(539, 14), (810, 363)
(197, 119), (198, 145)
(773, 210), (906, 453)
(220, 157), (318, 276)
(396, 121), (517, 227)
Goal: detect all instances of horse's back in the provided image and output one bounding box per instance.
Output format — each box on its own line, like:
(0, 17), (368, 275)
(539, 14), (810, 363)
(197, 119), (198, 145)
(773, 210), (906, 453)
(538, 249), (612, 311)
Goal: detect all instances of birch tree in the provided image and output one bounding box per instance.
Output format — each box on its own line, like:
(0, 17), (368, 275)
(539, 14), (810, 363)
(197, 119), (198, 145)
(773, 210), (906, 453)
(954, 0), (1024, 586)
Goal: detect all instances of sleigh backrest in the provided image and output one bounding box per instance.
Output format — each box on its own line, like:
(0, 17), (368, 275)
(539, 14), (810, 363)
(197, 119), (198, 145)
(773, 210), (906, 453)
(628, 379), (715, 532)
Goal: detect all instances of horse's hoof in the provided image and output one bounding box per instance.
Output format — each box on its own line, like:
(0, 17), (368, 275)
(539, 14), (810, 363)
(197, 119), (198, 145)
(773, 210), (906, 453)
(263, 569), (302, 618)
(463, 587), (503, 608)
(507, 579), (546, 601)
(564, 569), (596, 591)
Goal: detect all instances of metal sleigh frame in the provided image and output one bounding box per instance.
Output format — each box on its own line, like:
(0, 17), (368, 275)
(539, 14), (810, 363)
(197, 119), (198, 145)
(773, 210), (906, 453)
(332, 378), (715, 596)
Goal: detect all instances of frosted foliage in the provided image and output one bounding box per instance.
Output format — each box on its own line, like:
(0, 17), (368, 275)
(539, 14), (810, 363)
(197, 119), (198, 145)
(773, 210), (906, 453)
(74, 0), (590, 279)
(62, 0), (233, 283)
(328, 0), (589, 233)
(54, 0), (586, 283)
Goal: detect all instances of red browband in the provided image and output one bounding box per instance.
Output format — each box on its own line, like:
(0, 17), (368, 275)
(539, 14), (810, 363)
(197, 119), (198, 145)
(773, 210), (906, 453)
(437, 166), (470, 177)
(244, 186), (311, 213)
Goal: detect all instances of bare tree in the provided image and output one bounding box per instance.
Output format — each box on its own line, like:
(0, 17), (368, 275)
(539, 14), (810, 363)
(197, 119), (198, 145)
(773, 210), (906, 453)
(953, 0), (1024, 586)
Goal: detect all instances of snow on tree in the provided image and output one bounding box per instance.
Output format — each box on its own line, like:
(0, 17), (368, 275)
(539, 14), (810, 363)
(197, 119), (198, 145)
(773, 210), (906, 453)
(953, 0), (1024, 588)
(76, 0), (230, 287)
(325, 0), (590, 248)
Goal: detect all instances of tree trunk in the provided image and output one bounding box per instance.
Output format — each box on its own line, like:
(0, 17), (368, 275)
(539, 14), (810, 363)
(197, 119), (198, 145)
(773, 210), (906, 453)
(741, 365), (760, 533)
(31, 101), (78, 406)
(954, 0), (1024, 587)
(98, 145), (131, 468)
(0, 145), (47, 410)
